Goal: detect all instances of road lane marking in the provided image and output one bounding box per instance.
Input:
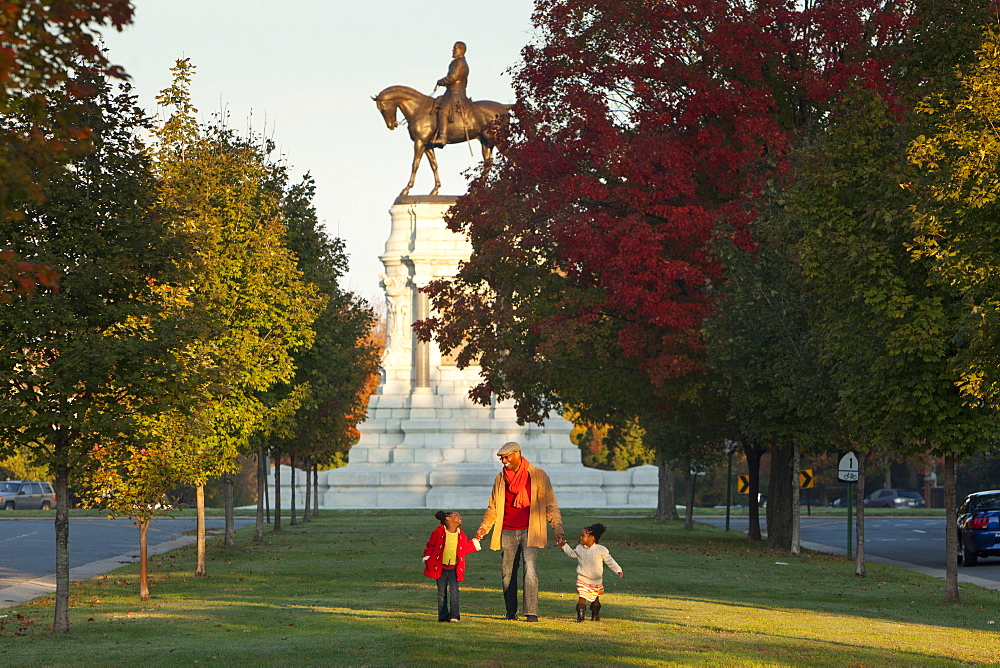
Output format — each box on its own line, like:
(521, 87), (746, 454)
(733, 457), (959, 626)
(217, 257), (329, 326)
(0, 531), (37, 543)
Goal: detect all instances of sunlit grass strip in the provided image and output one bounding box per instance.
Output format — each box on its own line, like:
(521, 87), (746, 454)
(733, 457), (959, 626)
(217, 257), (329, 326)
(0, 510), (996, 666)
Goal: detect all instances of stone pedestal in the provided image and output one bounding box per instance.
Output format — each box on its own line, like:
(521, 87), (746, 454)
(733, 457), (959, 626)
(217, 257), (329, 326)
(306, 196), (656, 509)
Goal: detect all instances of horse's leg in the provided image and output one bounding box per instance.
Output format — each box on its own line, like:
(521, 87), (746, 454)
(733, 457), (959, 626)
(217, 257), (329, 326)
(401, 140), (424, 197)
(426, 148), (441, 196)
(481, 141), (494, 176)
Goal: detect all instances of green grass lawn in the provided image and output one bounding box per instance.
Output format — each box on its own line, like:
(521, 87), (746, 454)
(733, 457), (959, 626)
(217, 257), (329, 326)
(1, 509), (996, 666)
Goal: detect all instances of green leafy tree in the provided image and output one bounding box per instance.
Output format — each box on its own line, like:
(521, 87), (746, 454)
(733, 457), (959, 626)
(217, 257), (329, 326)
(148, 59), (323, 574)
(0, 74), (165, 632)
(785, 85), (1000, 598)
(704, 221), (838, 550)
(906, 27), (1000, 598)
(567, 410), (653, 471)
(77, 420), (193, 601)
(908, 28), (1000, 410)
(0, 446), (49, 480)
(259, 173), (378, 533)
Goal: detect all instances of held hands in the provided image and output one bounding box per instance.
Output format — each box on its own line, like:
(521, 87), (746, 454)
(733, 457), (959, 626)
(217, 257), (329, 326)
(555, 533), (566, 547)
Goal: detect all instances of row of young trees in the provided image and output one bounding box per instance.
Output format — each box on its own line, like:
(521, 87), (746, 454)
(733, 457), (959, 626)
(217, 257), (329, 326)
(0, 42), (378, 632)
(417, 0), (1000, 602)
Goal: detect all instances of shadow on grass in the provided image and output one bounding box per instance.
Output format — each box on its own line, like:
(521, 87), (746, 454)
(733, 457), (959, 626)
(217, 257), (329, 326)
(1, 510), (997, 666)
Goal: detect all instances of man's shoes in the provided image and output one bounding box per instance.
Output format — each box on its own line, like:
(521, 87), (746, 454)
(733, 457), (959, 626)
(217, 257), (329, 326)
(449, 618), (460, 623)
(504, 613), (517, 620)
(524, 615), (538, 622)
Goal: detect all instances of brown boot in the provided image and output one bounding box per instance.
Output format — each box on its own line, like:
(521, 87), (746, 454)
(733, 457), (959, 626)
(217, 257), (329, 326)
(575, 602), (586, 623)
(590, 600), (601, 621)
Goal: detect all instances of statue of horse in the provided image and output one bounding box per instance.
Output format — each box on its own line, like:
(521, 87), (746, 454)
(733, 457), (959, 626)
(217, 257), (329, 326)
(373, 85), (510, 197)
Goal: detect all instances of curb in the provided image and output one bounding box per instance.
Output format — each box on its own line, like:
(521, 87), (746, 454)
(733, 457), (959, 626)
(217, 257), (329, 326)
(0, 534), (197, 608)
(800, 540), (1000, 590)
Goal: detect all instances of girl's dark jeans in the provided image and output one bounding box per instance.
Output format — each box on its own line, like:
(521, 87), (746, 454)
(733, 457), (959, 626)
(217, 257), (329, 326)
(437, 568), (460, 621)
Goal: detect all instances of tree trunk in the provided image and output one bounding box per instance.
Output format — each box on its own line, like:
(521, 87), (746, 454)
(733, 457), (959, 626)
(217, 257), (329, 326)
(139, 520), (150, 601)
(684, 465), (697, 530)
(743, 437), (764, 541)
(302, 457), (311, 523)
(855, 449), (867, 578)
(255, 448), (265, 542)
(791, 443), (801, 557)
(312, 464), (319, 519)
(944, 453), (959, 601)
(273, 450), (282, 532)
(224, 472), (236, 547)
(655, 454), (679, 520)
(52, 433), (71, 633)
(766, 441), (794, 550)
(195, 484), (207, 577)
(290, 459), (298, 526)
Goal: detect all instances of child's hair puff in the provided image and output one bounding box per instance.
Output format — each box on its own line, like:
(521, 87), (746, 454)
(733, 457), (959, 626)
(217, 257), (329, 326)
(435, 510), (454, 525)
(584, 523), (607, 542)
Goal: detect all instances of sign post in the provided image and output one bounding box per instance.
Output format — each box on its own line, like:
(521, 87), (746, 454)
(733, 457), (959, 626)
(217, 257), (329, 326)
(724, 441), (737, 532)
(800, 469), (814, 516)
(838, 452), (859, 558)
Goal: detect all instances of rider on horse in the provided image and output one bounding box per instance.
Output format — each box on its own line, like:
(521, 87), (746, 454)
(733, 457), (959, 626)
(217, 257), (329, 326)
(431, 41), (471, 149)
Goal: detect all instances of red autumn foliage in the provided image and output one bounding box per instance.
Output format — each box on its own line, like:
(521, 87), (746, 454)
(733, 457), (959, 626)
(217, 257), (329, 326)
(418, 0), (912, 422)
(0, 0), (134, 214)
(0, 1), (133, 300)
(0, 247), (60, 302)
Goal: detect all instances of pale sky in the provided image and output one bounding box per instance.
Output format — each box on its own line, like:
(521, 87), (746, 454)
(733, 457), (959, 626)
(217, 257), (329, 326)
(101, 0), (538, 303)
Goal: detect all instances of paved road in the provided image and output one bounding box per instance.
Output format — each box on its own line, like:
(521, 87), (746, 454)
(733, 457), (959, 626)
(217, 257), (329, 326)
(0, 516), (256, 605)
(697, 515), (1000, 589)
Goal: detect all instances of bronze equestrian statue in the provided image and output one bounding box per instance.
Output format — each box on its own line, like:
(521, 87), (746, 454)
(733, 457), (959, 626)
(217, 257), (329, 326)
(373, 41), (511, 197)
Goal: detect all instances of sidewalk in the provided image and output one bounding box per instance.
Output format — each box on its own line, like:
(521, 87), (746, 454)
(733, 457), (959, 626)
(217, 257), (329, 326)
(0, 534), (196, 608)
(801, 539), (1000, 591)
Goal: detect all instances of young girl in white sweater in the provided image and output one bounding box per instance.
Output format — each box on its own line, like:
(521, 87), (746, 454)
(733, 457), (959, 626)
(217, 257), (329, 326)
(561, 523), (623, 622)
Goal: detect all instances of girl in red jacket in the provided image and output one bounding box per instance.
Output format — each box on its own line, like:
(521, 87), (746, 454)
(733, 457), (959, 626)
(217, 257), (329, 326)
(423, 510), (481, 622)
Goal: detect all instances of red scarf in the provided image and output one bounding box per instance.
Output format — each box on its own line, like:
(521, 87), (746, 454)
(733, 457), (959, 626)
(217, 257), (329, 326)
(503, 458), (531, 509)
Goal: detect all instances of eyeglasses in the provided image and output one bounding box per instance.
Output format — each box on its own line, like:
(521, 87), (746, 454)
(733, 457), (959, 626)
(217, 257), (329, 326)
(498, 453), (517, 461)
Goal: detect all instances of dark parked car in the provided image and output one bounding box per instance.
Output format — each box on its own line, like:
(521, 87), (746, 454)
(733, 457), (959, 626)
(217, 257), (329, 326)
(958, 490), (1000, 567)
(863, 488), (926, 509)
(0, 480), (56, 510)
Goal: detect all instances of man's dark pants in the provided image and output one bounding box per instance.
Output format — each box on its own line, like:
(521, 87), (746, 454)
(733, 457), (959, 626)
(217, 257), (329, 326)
(500, 528), (538, 617)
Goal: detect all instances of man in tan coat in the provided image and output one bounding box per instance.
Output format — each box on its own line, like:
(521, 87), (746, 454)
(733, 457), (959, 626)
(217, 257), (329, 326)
(473, 441), (564, 622)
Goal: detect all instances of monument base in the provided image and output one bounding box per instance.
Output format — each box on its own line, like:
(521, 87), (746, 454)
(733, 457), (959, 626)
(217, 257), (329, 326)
(294, 195), (657, 509)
